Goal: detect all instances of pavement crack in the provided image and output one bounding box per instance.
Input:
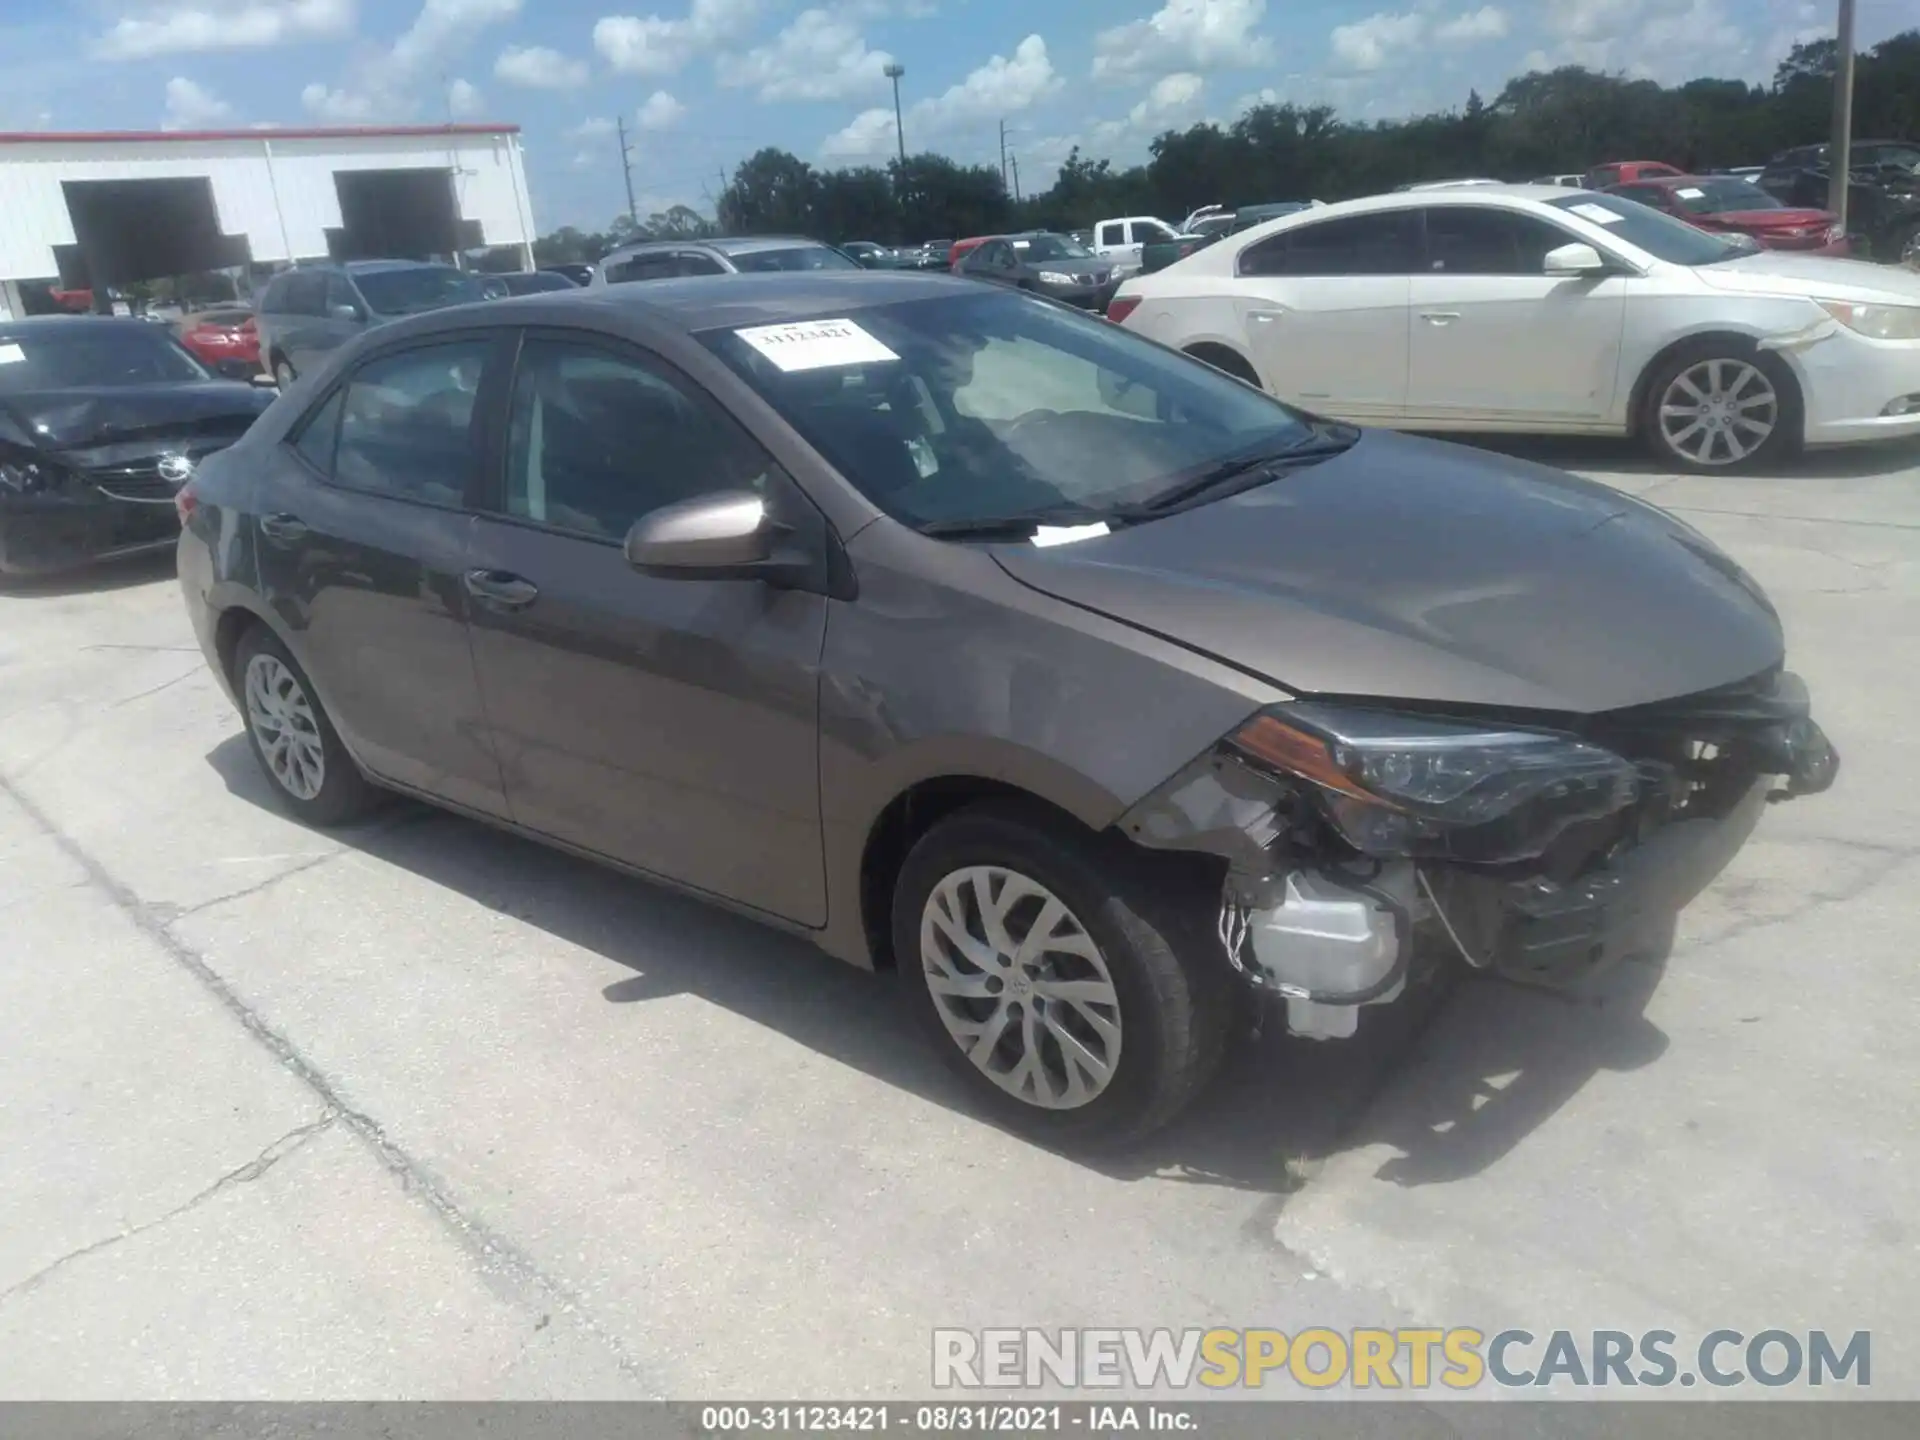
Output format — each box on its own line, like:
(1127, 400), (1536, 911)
(0, 1114), (336, 1305)
(168, 847), (351, 921)
(0, 772), (664, 1396)
(108, 667), (203, 710)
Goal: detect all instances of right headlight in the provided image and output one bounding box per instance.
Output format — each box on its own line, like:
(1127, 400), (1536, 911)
(1228, 703), (1641, 863)
(1819, 299), (1920, 341)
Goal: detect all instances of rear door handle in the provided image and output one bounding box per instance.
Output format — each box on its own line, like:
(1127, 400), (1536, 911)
(258, 513), (309, 544)
(464, 569), (540, 610)
(1249, 310), (1283, 323)
(1420, 311), (1462, 325)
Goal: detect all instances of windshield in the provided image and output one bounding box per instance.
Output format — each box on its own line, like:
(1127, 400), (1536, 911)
(0, 326), (211, 392)
(698, 289), (1313, 531)
(353, 266), (492, 315)
(1013, 234), (1093, 260)
(1547, 192), (1746, 265)
(1669, 179), (1780, 215)
(728, 245), (862, 273)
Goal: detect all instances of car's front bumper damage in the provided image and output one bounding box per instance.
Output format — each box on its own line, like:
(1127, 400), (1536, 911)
(1118, 669), (1838, 1039)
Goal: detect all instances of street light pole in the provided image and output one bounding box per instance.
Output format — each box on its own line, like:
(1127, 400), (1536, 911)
(884, 63), (907, 166)
(1827, 0), (1856, 228)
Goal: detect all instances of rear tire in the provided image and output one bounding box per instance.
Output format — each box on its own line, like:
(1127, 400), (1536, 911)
(1641, 340), (1800, 474)
(234, 625), (380, 826)
(1184, 343), (1263, 389)
(892, 802), (1234, 1149)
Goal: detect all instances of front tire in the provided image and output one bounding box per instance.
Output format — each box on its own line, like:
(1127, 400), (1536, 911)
(892, 803), (1232, 1148)
(1642, 342), (1799, 473)
(235, 625), (379, 826)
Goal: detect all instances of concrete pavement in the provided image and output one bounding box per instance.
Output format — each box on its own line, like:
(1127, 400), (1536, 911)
(1, 435), (1916, 1401)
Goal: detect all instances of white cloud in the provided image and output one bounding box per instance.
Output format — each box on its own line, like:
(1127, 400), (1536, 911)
(448, 77), (483, 115)
(637, 89), (687, 129)
(568, 116), (617, 138)
(161, 75), (232, 128)
(1436, 6), (1509, 43)
(822, 33), (1058, 160)
(593, 0), (760, 77)
(495, 44), (589, 88)
(1092, 0), (1270, 81)
(717, 8), (894, 102)
(1330, 11), (1425, 71)
(93, 0), (354, 61)
(1532, 0), (1775, 84)
(1130, 70), (1204, 127)
(301, 0), (522, 121)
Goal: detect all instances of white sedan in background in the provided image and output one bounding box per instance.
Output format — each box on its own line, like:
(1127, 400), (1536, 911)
(1108, 185), (1920, 472)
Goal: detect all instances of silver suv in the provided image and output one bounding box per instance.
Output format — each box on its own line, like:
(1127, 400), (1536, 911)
(255, 261), (493, 387)
(590, 237), (862, 287)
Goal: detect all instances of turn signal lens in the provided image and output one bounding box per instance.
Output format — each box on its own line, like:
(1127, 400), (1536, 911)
(1106, 295), (1142, 325)
(1229, 714), (1377, 801)
(174, 482), (198, 526)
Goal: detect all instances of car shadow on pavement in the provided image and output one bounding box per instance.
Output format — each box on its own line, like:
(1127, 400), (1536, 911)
(0, 548), (177, 598)
(1449, 431), (1920, 481)
(208, 733), (1672, 1198)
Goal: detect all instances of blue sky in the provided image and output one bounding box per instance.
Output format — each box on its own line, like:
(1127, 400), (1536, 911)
(0, 0), (1909, 231)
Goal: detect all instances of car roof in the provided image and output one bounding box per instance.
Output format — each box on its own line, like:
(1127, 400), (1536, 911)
(603, 235), (826, 259)
(341, 258), (454, 273)
(0, 315), (165, 338)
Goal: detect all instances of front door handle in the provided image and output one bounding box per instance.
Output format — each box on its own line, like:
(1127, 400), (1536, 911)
(258, 513), (309, 544)
(1420, 311), (1462, 325)
(1248, 310), (1283, 323)
(464, 569), (540, 610)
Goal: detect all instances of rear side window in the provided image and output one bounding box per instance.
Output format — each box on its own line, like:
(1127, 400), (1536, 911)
(283, 273), (328, 316)
(331, 340), (492, 507)
(1589, 165), (1623, 188)
(604, 252), (679, 284)
(1240, 211), (1420, 277)
(677, 252), (727, 276)
(290, 388), (345, 474)
(1098, 223), (1123, 247)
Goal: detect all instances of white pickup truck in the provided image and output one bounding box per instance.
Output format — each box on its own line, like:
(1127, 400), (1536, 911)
(1089, 215), (1185, 274)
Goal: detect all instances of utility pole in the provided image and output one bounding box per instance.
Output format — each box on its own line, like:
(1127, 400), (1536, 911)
(1827, 0), (1857, 228)
(1010, 152), (1022, 203)
(999, 119), (1009, 191)
(884, 63), (907, 166)
(617, 115), (638, 226)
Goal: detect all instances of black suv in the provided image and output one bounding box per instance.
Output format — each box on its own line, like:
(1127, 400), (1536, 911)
(1757, 140), (1920, 265)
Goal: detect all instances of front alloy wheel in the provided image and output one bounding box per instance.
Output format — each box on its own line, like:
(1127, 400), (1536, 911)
(244, 651), (325, 800)
(1654, 356), (1782, 471)
(920, 865), (1122, 1109)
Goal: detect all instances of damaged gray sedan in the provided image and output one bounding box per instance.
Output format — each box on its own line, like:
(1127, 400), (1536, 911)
(177, 272), (1837, 1147)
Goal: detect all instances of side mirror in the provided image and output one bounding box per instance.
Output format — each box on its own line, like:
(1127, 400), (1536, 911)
(329, 302), (364, 322)
(624, 490), (801, 582)
(1544, 242), (1608, 277)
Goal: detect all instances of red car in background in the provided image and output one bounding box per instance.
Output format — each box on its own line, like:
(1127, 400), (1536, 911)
(1585, 160), (1683, 189)
(948, 236), (991, 268)
(1606, 174), (1849, 255)
(176, 307), (262, 374)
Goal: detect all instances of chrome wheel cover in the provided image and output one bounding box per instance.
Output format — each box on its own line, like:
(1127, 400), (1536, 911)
(1902, 229), (1920, 271)
(920, 865), (1122, 1110)
(1658, 358), (1778, 467)
(244, 653), (326, 801)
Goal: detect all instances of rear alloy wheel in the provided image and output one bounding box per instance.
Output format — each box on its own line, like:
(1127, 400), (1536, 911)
(273, 357), (296, 389)
(235, 626), (379, 826)
(1897, 221), (1920, 272)
(893, 803), (1232, 1148)
(1647, 350), (1794, 473)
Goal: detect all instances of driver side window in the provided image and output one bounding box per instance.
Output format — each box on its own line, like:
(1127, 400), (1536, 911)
(503, 338), (774, 542)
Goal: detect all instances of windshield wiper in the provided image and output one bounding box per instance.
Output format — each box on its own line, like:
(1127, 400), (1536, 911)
(1120, 422), (1360, 517)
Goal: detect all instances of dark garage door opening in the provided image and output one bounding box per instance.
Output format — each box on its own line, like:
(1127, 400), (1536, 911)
(55, 176), (252, 292)
(327, 168), (484, 261)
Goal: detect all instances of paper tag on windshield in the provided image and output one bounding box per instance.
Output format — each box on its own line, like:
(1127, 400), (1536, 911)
(1675, 186), (1706, 199)
(734, 318), (898, 372)
(0, 343), (23, 365)
(1032, 523), (1110, 548)
(1569, 202), (1626, 225)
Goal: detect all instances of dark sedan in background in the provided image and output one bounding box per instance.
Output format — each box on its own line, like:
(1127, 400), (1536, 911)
(955, 232), (1117, 309)
(0, 317), (273, 576)
(175, 272), (1833, 1146)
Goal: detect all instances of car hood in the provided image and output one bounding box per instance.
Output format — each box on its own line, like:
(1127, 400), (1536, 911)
(1691, 249), (1920, 302)
(1697, 208), (1832, 230)
(0, 382), (273, 451)
(1026, 256), (1111, 279)
(991, 431), (1783, 715)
